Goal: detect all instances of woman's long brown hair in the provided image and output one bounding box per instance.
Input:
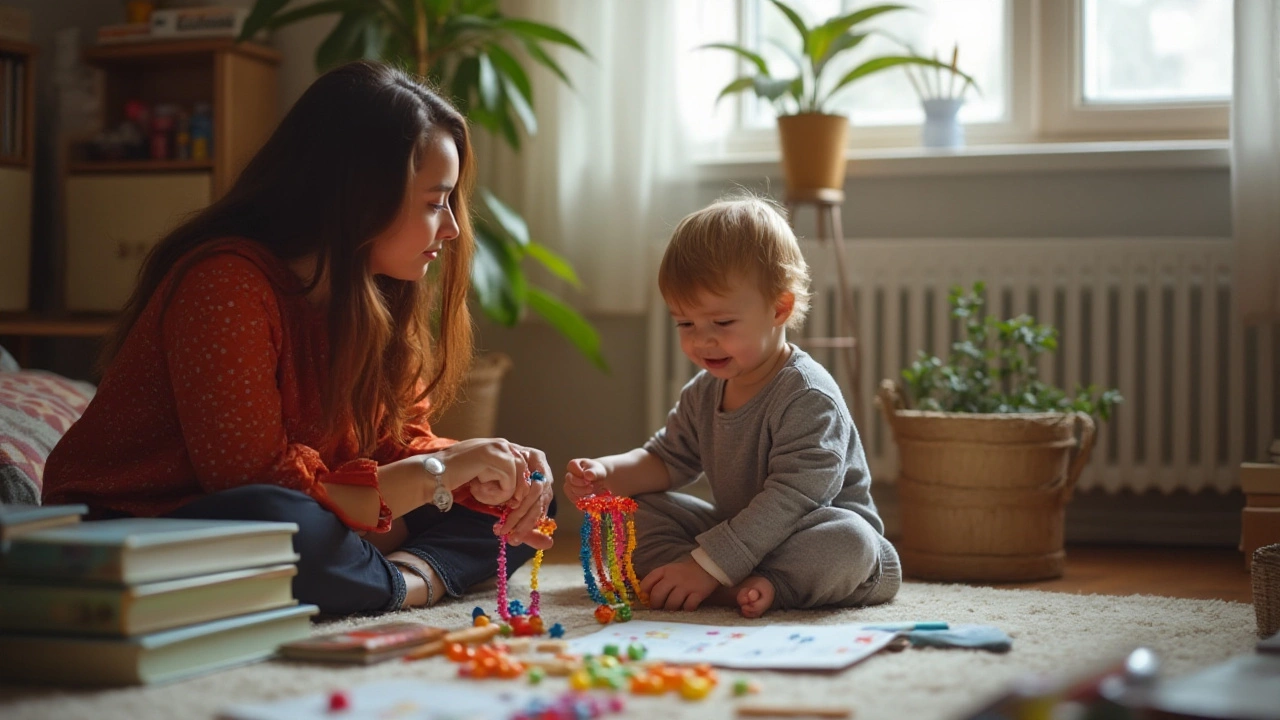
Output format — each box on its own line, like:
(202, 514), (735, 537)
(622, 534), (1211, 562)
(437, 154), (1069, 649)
(100, 61), (475, 453)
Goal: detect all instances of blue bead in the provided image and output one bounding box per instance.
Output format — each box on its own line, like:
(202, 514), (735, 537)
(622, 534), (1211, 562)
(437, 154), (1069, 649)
(471, 606), (486, 619)
(530, 471), (546, 483)
(549, 623), (565, 638)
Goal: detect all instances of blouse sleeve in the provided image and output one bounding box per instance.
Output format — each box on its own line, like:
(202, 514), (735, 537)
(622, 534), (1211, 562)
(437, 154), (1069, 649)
(160, 253), (391, 532)
(373, 396), (504, 518)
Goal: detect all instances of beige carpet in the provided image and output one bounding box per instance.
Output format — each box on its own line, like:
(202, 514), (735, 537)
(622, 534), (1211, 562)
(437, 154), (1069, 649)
(0, 564), (1258, 720)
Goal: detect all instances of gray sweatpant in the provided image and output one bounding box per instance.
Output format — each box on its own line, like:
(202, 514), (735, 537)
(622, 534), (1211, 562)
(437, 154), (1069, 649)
(632, 491), (901, 610)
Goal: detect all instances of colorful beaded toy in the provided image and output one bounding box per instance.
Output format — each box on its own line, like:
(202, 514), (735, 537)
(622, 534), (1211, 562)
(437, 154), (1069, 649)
(492, 475), (556, 637)
(575, 492), (648, 623)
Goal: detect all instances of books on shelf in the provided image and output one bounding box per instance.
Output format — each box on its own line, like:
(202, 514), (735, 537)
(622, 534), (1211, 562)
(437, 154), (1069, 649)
(0, 503), (87, 543)
(0, 517), (299, 584)
(150, 7), (250, 39)
(96, 22), (153, 45)
(0, 563), (298, 635)
(0, 604), (317, 686)
(279, 621), (447, 665)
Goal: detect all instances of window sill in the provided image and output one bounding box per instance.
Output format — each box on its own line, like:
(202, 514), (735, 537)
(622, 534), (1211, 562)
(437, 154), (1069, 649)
(693, 139), (1230, 181)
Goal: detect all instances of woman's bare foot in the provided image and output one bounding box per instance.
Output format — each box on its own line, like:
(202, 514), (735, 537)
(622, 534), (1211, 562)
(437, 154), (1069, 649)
(735, 576), (775, 618)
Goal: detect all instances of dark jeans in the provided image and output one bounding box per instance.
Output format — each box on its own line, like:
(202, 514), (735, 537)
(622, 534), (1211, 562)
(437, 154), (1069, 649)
(158, 485), (554, 616)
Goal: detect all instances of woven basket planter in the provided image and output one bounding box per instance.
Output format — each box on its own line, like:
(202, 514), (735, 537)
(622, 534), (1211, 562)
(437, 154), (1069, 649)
(430, 352), (513, 440)
(1254, 543), (1280, 638)
(877, 380), (1097, 582)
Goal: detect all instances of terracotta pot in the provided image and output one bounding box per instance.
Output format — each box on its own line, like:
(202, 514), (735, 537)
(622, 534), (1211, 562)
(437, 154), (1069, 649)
(777, 113), (849, 195)
(877, 380), (1097, 582)
(431, 352), (512, 440)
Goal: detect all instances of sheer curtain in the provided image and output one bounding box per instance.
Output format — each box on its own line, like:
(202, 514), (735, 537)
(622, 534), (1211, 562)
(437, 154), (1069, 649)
(478, 0), (733, 314)
(1233, 0), (1280, 325)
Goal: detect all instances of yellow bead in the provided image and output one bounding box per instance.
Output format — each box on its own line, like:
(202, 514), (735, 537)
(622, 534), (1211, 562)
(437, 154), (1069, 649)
(569, 670), (591, 691)
(680, 675), (713, 701)
(599, 655), (619, 668)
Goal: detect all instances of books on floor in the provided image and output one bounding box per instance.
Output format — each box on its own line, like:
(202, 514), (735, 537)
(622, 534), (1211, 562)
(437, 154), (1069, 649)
(279, 621), (447, 665)
(0, 604), (317, 686)
(0, 517), (298, 584)
(0, 517), (311, 686)
(0, 503), (87, 543)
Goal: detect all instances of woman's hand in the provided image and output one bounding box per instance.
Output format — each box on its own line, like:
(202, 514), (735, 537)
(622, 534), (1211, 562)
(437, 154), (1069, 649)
(431, 438), (527, 505)
(564, 457), (607, 501)
(495, 443), (554, 550)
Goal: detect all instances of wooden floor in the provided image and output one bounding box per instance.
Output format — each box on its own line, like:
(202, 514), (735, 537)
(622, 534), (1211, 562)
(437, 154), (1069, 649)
(546, 543), (1254, 604)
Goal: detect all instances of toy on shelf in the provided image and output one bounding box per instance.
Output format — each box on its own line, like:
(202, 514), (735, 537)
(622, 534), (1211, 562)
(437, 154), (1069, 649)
(490, 472), (557, 637)
(575, 493), (648, 624)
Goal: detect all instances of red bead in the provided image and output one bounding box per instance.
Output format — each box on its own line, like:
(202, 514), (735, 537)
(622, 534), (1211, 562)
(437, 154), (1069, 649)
(327, 690), (350, 711)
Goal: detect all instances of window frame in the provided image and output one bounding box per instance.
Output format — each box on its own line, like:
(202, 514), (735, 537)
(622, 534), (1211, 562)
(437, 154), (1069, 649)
(713, 0), (1229, 156)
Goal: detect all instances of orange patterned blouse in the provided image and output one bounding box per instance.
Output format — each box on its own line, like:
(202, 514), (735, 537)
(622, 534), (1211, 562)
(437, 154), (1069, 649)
(42, 239), (492, 531)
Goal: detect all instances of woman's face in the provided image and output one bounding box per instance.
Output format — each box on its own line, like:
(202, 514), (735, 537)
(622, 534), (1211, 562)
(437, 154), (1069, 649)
(368, 133), (461, 280)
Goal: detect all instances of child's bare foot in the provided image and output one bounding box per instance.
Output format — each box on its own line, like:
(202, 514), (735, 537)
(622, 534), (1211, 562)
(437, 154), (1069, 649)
(735, 576), (775, 618)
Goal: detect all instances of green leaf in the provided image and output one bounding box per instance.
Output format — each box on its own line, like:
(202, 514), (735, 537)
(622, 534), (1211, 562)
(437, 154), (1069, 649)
(715, 76), (756, 105)
(450, 55), (480, 113)
(239, 0), (293, 42)
(527, 287), (607, 371)
(526, 242), (582, 288)
(471, 224), (525, 326)
(485, 42), (533, 104)
(257, 0), (355, 32)
(768, 0), (810, 55)
(814, 31), (867, 78)
(501, 74), (537, 136)
(477, 52), (500, 111)
(699, 43), (770, 76)
(315, 12), (371, 71)
(479, 187), (530, 246)
(824, 55), (977, 106)
(442, 13), (497, 35)
(753, 75), (794, 101)
(519, 37), (572, 88)
(809, 4), (908, 66)
(495, 18), (589, 56)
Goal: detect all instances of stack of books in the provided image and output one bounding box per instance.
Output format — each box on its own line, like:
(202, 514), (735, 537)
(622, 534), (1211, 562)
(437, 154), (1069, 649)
(97, 6), (255, 45)
(1243, 461), (1280, 569)
(0, 515), (315, 686)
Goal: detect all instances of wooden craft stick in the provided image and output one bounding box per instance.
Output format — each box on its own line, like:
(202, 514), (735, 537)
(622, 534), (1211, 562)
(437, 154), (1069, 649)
(443, 624), (501, 645)
(520, 656), (582, 676)
(501, 638), (533, 655)
(402, 639), (446, 661)
(534, 640), (569, 654)
(736, 705), (854, 719)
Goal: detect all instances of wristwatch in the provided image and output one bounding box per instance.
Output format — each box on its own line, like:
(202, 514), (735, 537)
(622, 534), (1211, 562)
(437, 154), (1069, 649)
(422, 455), (453, 512)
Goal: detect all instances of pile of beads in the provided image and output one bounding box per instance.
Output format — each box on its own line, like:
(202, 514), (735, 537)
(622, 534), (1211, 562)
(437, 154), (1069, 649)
(565, 645), (719, 702)
(494, 498), (556, 636)
(509, 692), (625, 720)
(626, 662), (719, 701)
(447, 642), (526, 680)
(575, 493), (648, 624)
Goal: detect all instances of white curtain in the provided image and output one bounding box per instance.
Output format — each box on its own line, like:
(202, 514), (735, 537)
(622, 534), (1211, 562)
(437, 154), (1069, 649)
(477, 0), (720, 315)
(1233, 0), (1280, 325)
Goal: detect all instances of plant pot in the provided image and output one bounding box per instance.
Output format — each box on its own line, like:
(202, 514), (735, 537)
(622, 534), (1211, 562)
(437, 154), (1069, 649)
(431, 352), (513, 440)
(777, 113), (849, 196)
(876, 380), (1097, 582)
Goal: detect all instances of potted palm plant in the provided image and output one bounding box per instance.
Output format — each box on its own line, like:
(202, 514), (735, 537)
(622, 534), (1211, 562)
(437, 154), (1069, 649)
(705, 0), (976, 194)
(239, 0), (602, 437)
(877, 283), (1122, 582)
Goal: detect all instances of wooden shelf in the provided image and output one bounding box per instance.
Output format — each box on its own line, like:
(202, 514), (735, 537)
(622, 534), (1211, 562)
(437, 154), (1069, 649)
(0, 155), (29, 169)
(0, 313), (118, 337)
(68, 159), (213, 174)
(0, 38), (36, 56)
(83, 39), (279, 66)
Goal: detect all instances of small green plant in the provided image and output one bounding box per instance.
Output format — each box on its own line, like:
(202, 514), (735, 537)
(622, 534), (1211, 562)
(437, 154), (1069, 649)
(901, 282), (1122, 420)
(703, 0), (976, 115)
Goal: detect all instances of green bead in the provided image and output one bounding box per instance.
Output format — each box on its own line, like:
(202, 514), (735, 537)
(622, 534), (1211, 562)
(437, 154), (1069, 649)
(627, 643), (647, 661)
(498, 624), (513, 637)
(603, 643), (620, 657)
(615, 605), (633, 622)
(733, 678), (753, 697)
(527, 667), (545, 685)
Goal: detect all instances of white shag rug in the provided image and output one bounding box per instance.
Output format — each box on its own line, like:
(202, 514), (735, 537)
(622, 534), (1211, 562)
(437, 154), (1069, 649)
(0, 564), (1258, 720)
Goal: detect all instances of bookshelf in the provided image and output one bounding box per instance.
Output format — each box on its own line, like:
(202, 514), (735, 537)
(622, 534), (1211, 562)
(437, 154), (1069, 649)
(0, 38), (35, 313)
(63, 38), (279, 312)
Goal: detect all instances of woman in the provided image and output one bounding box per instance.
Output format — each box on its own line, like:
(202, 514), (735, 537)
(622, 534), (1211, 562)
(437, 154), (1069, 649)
(43, 61), (555, 616)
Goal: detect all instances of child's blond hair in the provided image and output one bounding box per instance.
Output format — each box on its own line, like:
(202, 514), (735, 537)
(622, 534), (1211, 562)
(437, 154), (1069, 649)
(658, 196), (811, 331)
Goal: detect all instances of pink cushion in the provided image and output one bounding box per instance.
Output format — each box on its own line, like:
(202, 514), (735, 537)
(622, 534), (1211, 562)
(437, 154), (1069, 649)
(0, 371), (95, 504)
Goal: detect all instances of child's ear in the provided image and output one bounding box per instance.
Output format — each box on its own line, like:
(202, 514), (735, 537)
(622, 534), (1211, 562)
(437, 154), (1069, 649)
(774, 292), (795, 326)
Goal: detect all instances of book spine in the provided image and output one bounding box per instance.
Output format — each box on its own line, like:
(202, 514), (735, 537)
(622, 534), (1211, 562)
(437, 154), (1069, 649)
(0, 586), (124, 634)
(149, 8), (248, 38)
(0, 544), (124, 583)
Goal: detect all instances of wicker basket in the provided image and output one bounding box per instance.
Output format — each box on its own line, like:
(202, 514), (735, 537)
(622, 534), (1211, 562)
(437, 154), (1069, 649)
(430, 352), (513, 440)
(877, 380), (1096, 582)
(1254, 543), (1280, 638)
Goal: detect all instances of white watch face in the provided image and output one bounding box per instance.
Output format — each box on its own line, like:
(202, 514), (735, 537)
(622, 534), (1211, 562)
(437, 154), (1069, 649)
(423, 456), (445, 476)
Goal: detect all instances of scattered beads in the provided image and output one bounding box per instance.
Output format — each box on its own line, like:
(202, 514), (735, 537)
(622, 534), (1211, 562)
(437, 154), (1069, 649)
(615, 605), (633, 623)
(626, 643), (647, 661)
(733, 678), (762, 697)
(527, 667), (545, 685)
(471, 606), (487, 619)
(548, 623), (565, 639)
(327, 690), (350, 712)
(473, 614), (490, 627)
(594, 605), (616, 624)
(498, 624), (513, 638)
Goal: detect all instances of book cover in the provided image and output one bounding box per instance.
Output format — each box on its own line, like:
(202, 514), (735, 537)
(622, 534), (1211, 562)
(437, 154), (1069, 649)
(0, 503), (87, 542)
(279, 621), (447, 664)
(0, 563), (298, 636)
(0, 604), (318, 686)
(0, 518), (299, 585)
(150, 7), (249, 38)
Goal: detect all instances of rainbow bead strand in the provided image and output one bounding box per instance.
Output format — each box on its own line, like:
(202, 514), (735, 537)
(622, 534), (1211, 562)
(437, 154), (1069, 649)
(575, 492), (645, 623)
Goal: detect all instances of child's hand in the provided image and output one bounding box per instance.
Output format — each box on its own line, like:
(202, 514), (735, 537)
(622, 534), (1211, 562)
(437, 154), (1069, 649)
(564, 458), (607, 501)
(640, 557), (720, 611)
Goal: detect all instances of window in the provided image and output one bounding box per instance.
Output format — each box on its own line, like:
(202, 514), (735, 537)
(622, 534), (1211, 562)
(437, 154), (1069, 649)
(693, 0), (1232, 153)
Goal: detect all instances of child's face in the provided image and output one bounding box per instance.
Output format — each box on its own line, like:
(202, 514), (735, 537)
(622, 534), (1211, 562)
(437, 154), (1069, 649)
(669, 275), (791, 384)
(369, 133), (460, 280)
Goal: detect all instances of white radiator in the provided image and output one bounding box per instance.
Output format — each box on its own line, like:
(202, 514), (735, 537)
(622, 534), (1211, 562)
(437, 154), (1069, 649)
(646, 237), (1278, 494)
